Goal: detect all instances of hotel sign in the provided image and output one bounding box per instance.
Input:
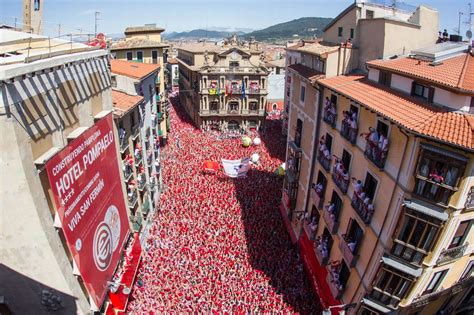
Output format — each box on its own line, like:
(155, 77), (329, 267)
(46, 114), (129, 308)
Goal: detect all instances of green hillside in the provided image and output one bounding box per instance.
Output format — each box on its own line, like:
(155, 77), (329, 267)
(245, 17), (333, 42)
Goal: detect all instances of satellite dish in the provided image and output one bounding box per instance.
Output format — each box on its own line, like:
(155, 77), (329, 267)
(467, 30), (472, 39)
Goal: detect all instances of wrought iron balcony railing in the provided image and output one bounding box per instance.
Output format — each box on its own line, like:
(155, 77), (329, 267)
(436, 243), (468, 265)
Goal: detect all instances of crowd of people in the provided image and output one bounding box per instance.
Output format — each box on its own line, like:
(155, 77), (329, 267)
(126, 96), (320, 313)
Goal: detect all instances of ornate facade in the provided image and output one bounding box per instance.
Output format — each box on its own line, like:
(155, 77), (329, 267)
(177, 35), (269, 131)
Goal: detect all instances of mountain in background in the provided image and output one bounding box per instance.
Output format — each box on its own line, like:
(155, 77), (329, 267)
(164, 29), (246, 40)
(163, 17), (333, 43)
(245, 17), (333, 42)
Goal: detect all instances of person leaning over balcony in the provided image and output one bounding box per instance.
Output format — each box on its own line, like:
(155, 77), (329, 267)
(361, 127), (379, 158)
(352, 178), (363, 194)
(429, 165), (444, 197)
(378, 132), (389, 162)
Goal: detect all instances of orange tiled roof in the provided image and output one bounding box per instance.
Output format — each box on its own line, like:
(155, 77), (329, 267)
(112, 89), (143, 118)
(110, 59), (160, 80)
(367, 54), (474, 93)
(318, 75), (474, 150)
(288, 64), (325, 84)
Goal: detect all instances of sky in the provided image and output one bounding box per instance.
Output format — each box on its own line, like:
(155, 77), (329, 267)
(1, 0), (472, 37)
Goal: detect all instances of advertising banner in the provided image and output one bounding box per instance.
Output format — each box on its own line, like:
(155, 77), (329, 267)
(46, 114), (129, 308)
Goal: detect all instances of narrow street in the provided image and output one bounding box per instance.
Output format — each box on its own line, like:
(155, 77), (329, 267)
(127, 97), (319, 313)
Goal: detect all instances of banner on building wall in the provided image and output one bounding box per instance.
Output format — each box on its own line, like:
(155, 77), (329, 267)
(46, 114), (130, 308)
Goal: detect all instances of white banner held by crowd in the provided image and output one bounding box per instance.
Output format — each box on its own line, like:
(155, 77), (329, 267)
(221, 157), (250, 178)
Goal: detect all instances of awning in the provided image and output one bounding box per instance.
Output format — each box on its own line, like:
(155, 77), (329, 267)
(403, 199), (448, 221)
(382, 255), (422, 278)
(420, 143), (468, 163)
(361, 297), (393, 313)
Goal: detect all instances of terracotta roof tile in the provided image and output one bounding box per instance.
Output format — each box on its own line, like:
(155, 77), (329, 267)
(111, 59), (160, 80)
(112, 89), (143, 118)
(110, 38), (169, 50)
(367, 54), (474, 93)
(318, 75), (474, 150)
(288, 64), (325, 84)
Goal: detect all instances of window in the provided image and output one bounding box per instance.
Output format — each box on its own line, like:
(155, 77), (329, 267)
(325, 133), (333, 152)
(111, 75), (117, 88)
(470, 97), (474, 114)
(300, 85), (306, 103)
(449, 220), (471, 248)
(136, 51), (144, 62)
(364, 173), (378, 200)
(126, 51), (133, 61)
(424, 270), (448, 294)
(338, 27), (343, 37)
(391, 209), (441, 265)
(412, 82), (434, 102)
(379, 71), (392, 87)
(366, 10), (374, 19)
(230, 61), (239, 68)
(371, 266), (414, 307)
(350, 28), (354, 39)
(376, 120), (389, 139)
(341, 150), (352, 172)
(152, 50), (158, 64)
(345, 218), (363, 254)
(34, 0), (40, 11)
(249, 102), (258, 111)
(330, 191), (343, 220)
(295, 118), (303, 147)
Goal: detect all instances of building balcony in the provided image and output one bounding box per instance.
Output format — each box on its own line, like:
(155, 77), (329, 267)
(141, 194), (150, 217)
(364, 141), (388, 169)
(228, 109), (240, 115)
(128, 191), (138, 209)
(340, 120), (357, 145)
(315, 236), (330, 265)
(323, 109), (337, 128)
(332, 171), (349, 194)
(130, 212), (142, 232)
(326, 267), (344, 300)
(248, 85), (261, 94)
(137, 175), (146, 191)
(310, 185), (323, 208)
(414, 177), (456, 206)
(339, 234), (359, 267)
(436, 243), (469, 265)
(322, 206), (338, 234)
(122, 164), (133, 182)
(351, 193), (374, 224)
(134, 151), (143, 166)
(119, 137), (129, 153)
(317, 151), (331, 172)
(131, 125), (140, 140)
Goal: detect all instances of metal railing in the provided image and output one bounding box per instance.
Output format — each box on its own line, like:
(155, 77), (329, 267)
(351, 193), (374, 224)
(437, 243), (469, 265)
(340, 120), (358, 145)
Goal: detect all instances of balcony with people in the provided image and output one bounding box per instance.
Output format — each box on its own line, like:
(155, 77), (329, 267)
(122, 158), (133, 182)
(332, 153), (350, 194)
(248, 81), (260, 94)
(127, 187), (138, 209)
(351, 174), (377, 224)
(304, 206), (319, 241)
(286, 140), (302, 183)
(133, 142), (143, 166)
(340, 106), (358, 145)
(413, 144), (466, 206)
(361, 121), (389, 169)
(323, 95), (337, 128)
(322, 191), (342, 234)
(339, 218), (363, 267)
(119, 127), (129, 153)
(326, 260), (350, 299)
(315, 228), (333, 265)
(208, 81), (220, 95)
(311, 172), (326, 208)
(317, 135), (332, 172)
(137, 171), (146, 191)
